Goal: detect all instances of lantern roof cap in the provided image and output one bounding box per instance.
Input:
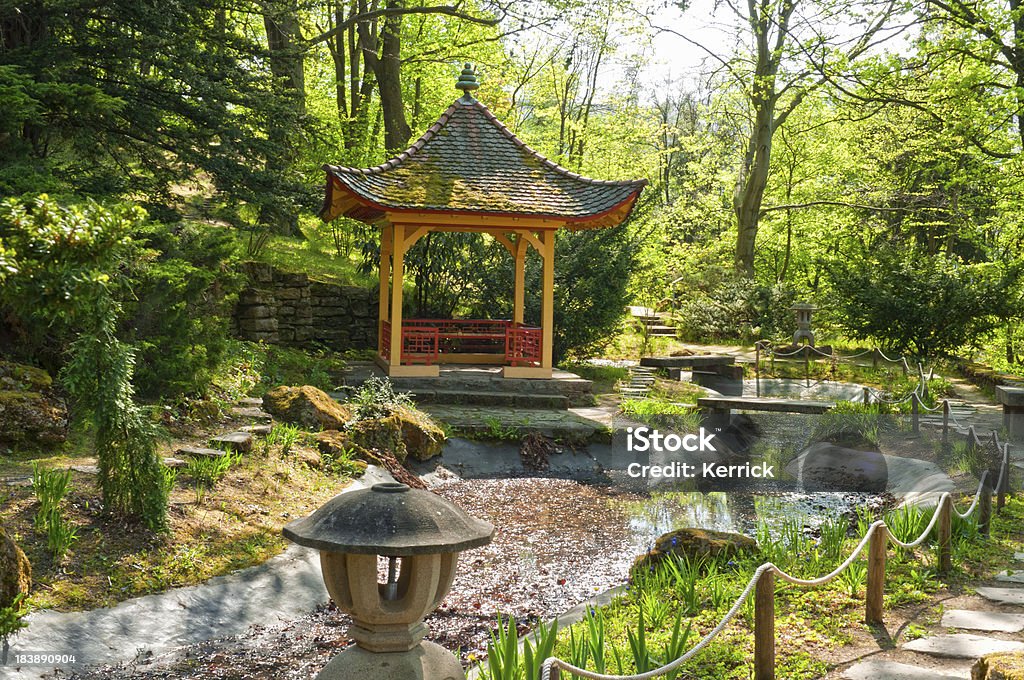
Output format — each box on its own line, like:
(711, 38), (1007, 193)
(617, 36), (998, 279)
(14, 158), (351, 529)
(282, 482), (494, 555)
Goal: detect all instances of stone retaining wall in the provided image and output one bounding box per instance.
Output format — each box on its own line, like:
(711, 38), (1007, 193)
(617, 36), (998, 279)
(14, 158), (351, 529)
(233, 263), (377, 351)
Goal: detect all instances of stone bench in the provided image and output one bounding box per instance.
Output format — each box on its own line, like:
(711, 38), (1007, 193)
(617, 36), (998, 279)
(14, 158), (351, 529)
(995, 385), (1024, 438)
(640, 355), (736, 369)
(697, 396), (835, 416)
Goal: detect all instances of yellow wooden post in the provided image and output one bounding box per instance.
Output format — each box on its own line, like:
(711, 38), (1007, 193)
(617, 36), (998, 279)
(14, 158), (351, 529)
(540, 230), (555, 370)
(513, 234), (527, 325)
(389, 223), (405, 371)
(378, 224), (393, 356)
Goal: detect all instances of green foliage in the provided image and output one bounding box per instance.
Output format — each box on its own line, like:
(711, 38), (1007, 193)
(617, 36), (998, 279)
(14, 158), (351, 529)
(31, 464), (71, 532)
(1, 196), (168, 531)
(0, 2), (311, 224)
(349, 377), (413, 420)
(671, 270), (798, 342)
(826, 240), (1018, 358)
(31, 464), (78, 560)
(481, 614), (560, 680)
(620, 398), (701, 431)
(0, 592), (30, 651)
(122, 221), (243, 397)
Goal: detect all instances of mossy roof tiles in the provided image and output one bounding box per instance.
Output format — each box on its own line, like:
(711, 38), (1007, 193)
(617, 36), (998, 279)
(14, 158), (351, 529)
(320, 96), (646, 228)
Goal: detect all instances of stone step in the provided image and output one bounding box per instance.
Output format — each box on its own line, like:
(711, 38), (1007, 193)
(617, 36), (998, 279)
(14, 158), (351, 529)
(995, 571), (1024, 585)
(230, 405), (272, 422)
(412, 389), (569, 410)
(902, 633), (1024, 658)
(176, 446), (226, 459)
(941, 609), (1024, 633)
(976, 587), (1024, 606)
(843, 659), (967, 679)
(210, 431), (253, 453)
(420, 405), (602, 443)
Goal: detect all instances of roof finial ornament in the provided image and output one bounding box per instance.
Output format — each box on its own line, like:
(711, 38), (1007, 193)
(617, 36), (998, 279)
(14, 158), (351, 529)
(456, 63), (479, 102)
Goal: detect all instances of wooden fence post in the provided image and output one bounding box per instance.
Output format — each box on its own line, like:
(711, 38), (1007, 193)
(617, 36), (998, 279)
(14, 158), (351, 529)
(911, 393), (920, 435)
(866, 524), (888, 625)
(998, 443), (1010, 512)
(755, 343), (761, 398)
(979, 477), (993, 537)
(863, 387), (871, 406)
(872, 348), (879, 370)
(938, 495), (952, 574)
(942, 400), (950, 444)
(548, 666), (560, 680)
(755, 569), (776, 680)
(804, 347), (811, 387)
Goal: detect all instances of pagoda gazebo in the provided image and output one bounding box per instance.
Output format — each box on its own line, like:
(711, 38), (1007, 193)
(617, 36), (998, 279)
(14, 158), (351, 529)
(319, 65), (646, 379)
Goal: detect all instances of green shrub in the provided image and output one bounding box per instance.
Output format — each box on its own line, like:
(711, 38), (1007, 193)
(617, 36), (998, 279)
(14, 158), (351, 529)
(350, 376), (413, 420)
(123, 221), (243, 398)
(826, 241), (1017, 357)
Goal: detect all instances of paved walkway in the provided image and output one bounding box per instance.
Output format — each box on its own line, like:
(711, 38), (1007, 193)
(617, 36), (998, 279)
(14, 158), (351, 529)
(1, 468), (392, 680)
(840, 554), (1024, 679)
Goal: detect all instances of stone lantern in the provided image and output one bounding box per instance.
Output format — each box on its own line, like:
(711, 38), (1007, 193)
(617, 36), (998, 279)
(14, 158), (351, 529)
(791, 303), (817, 346)
(283, 482), (494, 680)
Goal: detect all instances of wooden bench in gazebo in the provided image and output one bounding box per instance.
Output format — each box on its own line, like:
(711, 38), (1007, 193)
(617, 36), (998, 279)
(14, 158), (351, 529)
(318, 64), (646, 379)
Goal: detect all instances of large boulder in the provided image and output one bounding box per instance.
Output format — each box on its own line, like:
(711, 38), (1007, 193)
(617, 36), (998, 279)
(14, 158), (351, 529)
(348, 415), (408, 463)
(0, 361), (67, 445)
(632, 527), (757, 574)
(262, 385), (353, 430)
(393, 405), (445, 461)
(973, 651), (1024, 680)
(0, 528), (32, 609)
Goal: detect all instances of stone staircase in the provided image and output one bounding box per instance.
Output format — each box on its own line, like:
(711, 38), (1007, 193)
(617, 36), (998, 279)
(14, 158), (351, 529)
(841, 556), (1024, 679)
(628, 305), (677, 338)
(339, 363), (595, 410)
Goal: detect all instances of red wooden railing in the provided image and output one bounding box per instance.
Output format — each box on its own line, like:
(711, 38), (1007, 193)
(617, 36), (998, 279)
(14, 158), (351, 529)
(379, 319), (541, 367)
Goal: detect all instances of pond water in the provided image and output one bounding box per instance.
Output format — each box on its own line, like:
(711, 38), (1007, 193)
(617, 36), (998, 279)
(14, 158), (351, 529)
(741, 378), (869, 401)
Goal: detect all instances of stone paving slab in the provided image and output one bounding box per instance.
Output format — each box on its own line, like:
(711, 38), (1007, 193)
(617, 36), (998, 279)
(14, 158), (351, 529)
(976, 587), (1024, 606)
(842, 660), (967, 680)
(1015, 552), (1024, 561)
(941, 609), (1024, 633)
(902, 634), (1024, 658)
(995, 570), (1024, 584)
(176, 446), (226, 459)
(209, 431), (253, 453)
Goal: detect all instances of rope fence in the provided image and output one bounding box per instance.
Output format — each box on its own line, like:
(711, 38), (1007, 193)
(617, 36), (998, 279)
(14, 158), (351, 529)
(541, 438), (1013, 680)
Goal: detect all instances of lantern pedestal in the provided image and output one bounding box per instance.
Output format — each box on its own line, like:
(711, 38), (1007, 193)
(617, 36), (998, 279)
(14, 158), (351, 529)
(318, 641), (464, 680)
(282, 482), (493, 680)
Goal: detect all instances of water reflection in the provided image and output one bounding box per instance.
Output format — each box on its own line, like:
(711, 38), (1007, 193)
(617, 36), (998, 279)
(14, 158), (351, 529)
(613, 488), (885, 550)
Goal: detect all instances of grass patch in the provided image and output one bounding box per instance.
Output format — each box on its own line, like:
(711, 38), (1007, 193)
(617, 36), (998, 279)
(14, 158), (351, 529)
(620, 397), (701, 430)
(482, 493), (1024, 679)
(2, 434), (355, 612)
(560, 362), (629, 394)
(211, 339), (350, 400)
(247, 224), (375, 288)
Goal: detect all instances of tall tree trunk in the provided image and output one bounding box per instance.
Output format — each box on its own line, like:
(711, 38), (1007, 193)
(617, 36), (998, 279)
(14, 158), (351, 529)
(360, 0), (411, 152)
(261, 2), (306, 235)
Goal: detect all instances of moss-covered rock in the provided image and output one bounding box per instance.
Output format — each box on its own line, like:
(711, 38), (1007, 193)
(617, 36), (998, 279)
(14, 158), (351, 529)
(0, 528), (32, 609)
(632, 528), (757, 574)
(262, 385), (353, 430)
(0, 361), (52, 392)
(348, 415), (408, 463)
(974, 652), (1024, 680)
(0, 361), (68, 445)
(393, 405), (445, 461)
